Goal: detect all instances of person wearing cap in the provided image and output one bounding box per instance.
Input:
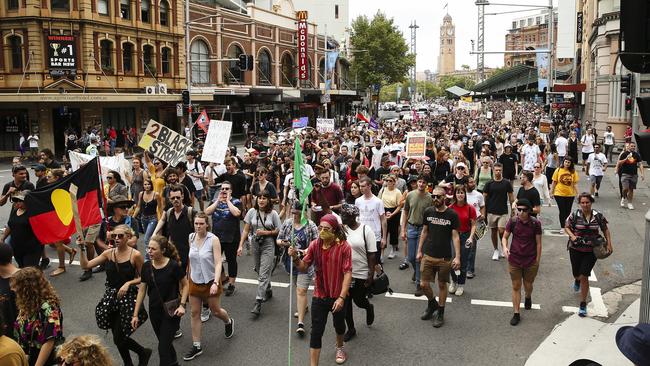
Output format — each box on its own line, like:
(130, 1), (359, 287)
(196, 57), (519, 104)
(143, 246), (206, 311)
(288, 214), (352, 365)
(277, 202), (319, 337)
(498, 144), (518, 182)
(501, 198), (542, 326)
(616, 323), (650, 365)
(441, 161), (469, 190)
(0, 165), (34, 207)
(0, 191), (42, 268)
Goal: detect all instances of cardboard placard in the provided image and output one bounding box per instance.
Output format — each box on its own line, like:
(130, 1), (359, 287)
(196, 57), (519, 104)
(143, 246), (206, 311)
(201, 120), (233, 164)
(539, 118), (552, 134)
(138, 119), (193, 167)
(406, 132), (427, 158)
(316, 118), (335, 133)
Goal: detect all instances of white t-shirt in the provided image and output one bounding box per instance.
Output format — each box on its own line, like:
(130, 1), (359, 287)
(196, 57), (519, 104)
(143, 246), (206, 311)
(355, 195), (384, 240)
(345, 224), (377, 279)
(555, 136), (568, 157)
(604, 131), (615, 146)
(186, 160), (204, 191)
(587, 152), (608, 176)
(466, 190), (485, 218)
(581, 134), (595, 153)
(371, 146), (387, 170)
(28, 135), (39, 148)
(521, 144), (541, 171)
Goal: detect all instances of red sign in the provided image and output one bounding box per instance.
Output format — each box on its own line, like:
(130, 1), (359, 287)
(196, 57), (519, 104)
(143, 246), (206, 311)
(297, 17), (309, 81)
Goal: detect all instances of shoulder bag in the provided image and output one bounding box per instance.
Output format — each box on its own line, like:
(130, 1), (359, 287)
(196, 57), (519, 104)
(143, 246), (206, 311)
(149, 262), (181, 317)
(361, 225), (393, 295)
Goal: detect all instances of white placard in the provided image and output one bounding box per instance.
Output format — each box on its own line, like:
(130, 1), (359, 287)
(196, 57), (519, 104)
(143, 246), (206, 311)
(486, 111), (493, 119)
(458, 100), (481, 111)
(316, 118), (335, 133)
(202, 120), (232, 163)
(504, 110), (513, 121)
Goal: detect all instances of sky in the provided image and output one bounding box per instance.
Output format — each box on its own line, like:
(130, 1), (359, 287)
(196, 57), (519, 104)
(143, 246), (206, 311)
(349, 0), (556, 73)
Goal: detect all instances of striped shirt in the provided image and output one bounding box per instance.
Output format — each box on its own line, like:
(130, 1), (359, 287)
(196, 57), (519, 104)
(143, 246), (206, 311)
(565, 209), (608, 253)
(302, 239), (352, 299)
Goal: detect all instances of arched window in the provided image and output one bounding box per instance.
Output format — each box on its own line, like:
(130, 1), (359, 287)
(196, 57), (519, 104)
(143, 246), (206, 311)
(258, 50), (272, 85)
(97, 0), (109, 14)
(51, 0), (69, 10)
(225, 44), (243, 83)
(141, 0), (150, 23)
(143, 45), (154, 75)
(122, 43), (133, 73)
(280, 53), (294, 87)
(100, 40), (112, 70)
(161, 47), (171, 75)
(160, 0), (169, 26)
(159, 0), (169, 26)
(9, 36), (22, 70)
(8, 0), (19, 9)
(120, 0), (130, 19)
(318, 58), (325, 84)
(190, 40), (210, 85)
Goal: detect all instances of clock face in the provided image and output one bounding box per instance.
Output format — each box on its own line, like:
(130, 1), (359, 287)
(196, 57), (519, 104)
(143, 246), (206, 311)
(447, 28), (453, 36)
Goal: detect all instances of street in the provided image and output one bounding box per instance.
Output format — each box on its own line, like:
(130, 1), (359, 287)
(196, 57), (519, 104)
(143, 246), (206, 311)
(0, 162), (646, 365)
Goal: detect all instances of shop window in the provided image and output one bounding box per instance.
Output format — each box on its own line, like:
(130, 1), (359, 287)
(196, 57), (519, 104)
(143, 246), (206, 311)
(97, 0), (109, 14)
(122, 43), (133, 73)
(190, 40), (210, 84)
(161, 47), (171, 75)
(0, 110), (28, 151)
(141, 0), (150, 23)
(9, 36), (23, 70)
(258, 50), (272, 85)
(280, 53), (294, 87)
(143, 45), (154, 74)
(51, 0), (69, 10)
(225, 44), (243, 84)
(103, 108), (135, 131)
(160, 0), (169, 26)
(8, 0), (19, 9)
(120, 0), (130, 19)
(100, 40), (113, 70)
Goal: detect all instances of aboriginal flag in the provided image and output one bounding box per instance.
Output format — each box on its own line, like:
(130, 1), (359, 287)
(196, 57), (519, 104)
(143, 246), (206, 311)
(25, 157), (103, 244)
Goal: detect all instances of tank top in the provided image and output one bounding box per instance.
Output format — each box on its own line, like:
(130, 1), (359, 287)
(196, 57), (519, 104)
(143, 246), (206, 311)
(546, 153), (557, 169)
(105, 248), (136, 289)
(476, 169), (492, 191)
(140, 193), (158, 216)
(188, 232), (217, 284)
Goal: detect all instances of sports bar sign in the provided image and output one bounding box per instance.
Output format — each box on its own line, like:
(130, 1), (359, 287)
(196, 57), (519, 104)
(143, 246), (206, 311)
(297, 10), (309, 80)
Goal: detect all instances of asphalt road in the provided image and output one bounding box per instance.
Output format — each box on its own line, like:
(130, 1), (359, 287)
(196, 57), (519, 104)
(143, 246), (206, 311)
(0, 162), (647, 366)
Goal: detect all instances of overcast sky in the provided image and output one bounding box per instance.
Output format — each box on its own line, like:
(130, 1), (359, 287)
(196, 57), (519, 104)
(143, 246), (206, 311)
(349, 0), (557, 72)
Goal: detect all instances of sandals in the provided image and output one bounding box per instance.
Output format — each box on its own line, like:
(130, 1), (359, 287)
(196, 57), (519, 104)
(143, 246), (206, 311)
(69, 248), (78, 265)
(50, 267), (66, 277)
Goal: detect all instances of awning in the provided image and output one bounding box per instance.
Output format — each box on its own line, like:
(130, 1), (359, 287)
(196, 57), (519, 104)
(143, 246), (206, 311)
(445, 86), (471, 97)
(0, 93), (181, 103)
(553, 83), (586, 92)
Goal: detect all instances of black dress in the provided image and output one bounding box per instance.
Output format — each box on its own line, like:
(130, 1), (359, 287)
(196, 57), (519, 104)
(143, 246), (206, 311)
(568, 137), (579, 163)
(7, 210), (42, 268)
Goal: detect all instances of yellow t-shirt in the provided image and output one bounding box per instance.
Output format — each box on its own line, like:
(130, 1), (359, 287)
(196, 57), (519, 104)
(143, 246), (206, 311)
(0, 336), (28, 366)
(379, 187), (402, 209)
(552, 167), (579, 197)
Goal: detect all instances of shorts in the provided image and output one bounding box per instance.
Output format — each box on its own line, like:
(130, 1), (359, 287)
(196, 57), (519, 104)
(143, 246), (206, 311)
(569, 248), (597, 278)
(293, 273), (312, 289)
(582, 152), (592, 161)
(487, 213), (509, 229)
(589, 175), (603, 188)
(508, 262), (539, 283)
(189, 279), (222, 300)
(420, 255), (451, 283)
(194, 189), (204, 200)
(621, 174), (638, 190)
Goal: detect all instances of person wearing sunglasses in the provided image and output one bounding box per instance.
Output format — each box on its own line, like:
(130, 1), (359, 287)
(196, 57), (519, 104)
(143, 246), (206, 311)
(585, 144), (608, 198)
(105, 170), (128, 208)
(79, 224), (151, 366)
(501, 198), (541, 326)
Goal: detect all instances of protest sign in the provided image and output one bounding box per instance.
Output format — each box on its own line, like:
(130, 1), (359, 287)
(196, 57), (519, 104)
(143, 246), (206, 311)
(504, 110), (513, 121)
(458, 100), (481, 111)
(486, 111), (493, 119)
(316, 118), (335, 133)
(292, 117), (308, 129)
(69, 151), (130, 179)
(138, 119), (193, 167)
(539, 118), (552, 134)
(202, 120), (232, 164)
(406, 132), (427, 158)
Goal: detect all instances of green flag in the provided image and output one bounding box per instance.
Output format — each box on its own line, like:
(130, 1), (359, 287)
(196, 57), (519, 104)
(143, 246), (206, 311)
(293, 136), (313, 225)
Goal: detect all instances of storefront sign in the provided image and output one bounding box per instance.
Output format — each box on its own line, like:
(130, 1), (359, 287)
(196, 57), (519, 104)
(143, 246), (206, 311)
(297, 11), (309, 80)
(202, 120), (232, 164)
(576, 12), (583, 43)
(138, 119), (193, 167)
(406, 132), (427, 158)
(47, 35), (76, 70)
(316, 118), (335, 133)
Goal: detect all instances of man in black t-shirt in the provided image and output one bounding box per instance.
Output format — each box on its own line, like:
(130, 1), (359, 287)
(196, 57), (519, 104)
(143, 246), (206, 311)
(216, 158), (247, 200)
(498, 145), (518, 181)
(32, 164), (49, 189)
(515, 171), (541, 217)
(617, 142), (645, 210)
(483, 163), (515, 261)
(416, 187), (460, 328)
(0, 166), (35, 207)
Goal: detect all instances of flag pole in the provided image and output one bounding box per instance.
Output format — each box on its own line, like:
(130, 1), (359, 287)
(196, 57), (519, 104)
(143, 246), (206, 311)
(287, 227), (295, 366)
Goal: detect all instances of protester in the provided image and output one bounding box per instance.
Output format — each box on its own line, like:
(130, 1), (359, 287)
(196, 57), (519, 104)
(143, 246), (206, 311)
(448, 185), (477, 296)
(1, 192), (42, 268)
(378, 174), (403, 259)
(0, 243), (18, 339)
(551, 158), (579, 235)
(132, 179), (162, 259)
(586, 144), (608, 198)
(355, 177), (387, 264)
(483, 163), (515, 261)
(43, 170), (77, 277)
(465, 177), (485, 279)
(617, 142), (645, 210)
(0, 165), (35, 207)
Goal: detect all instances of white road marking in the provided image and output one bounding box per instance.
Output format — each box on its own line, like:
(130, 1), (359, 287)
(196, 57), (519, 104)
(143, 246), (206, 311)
(385, 292), (451, 303)
(589, 270), (597, 282)
(50, 259), (81, 266)
(236, 277), (290, 288)
(471, 299), (541, 310)
(543, 229), (568, 237)
(561, 287), (608, 317)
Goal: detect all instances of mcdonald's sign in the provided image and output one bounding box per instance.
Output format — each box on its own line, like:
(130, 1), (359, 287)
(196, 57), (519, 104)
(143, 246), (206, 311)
(297, 10), (309, 80)
(296, 10), (308, 20)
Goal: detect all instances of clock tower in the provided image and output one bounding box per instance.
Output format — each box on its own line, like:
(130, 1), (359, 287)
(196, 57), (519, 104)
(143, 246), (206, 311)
(438, 13), (456, 75)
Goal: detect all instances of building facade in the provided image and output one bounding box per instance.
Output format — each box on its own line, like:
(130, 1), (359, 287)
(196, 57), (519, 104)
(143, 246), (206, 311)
(0, 0), (186, 156)
(437, 14), (455, 76)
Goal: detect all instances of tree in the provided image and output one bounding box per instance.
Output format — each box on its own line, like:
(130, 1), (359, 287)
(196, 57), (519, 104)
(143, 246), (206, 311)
(350, 12), (415, 112)
(461, 64), (470, 71)
(438, 75), (476, 92)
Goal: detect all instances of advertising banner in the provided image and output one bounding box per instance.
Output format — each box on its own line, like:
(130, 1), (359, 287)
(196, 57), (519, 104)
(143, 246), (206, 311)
(537, 49), (550, 92)
(138, 119), (193, 167)
(202, 120), (232, 164)
(297, 12), (309, 80)
(406, 132), (427, 158)
(47, 35), (76, 74)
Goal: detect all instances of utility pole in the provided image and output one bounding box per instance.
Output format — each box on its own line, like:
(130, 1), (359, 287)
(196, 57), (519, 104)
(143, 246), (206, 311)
(185, 0), (192, 125)
(476, 0), (487, 83)
(323, 24), (328, 119)
(409, 21), (419, 103)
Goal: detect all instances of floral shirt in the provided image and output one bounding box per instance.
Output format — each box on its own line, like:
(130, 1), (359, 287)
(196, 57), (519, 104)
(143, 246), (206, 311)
(13, 302), (63, 355)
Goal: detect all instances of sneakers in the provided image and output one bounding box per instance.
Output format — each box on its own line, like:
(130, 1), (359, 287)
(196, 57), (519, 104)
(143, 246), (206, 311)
(621, 197), (627, 207)
(491, 250), (499, 261)
(296, 322), (305, 337)
(524, 297), (532, 310)
(79, 270), (92, 282)
(263, 288), (273, 302)
(510, 313), (521, 326)
(224, 318), (234, 338)
(39, 257), (50, 270)
(174, 329), (183, 339)
(573, 280), (580, 292)
(343, 328), (356, 342)
(448, 281), (458, 294)
(499, 248), (505, 258)
(455, 286), (464, 296)
(366, 304), (375, 326)
(399, 261), (409, 270)
(183, 345), (203, 361)
(387, 247), (396, 259)
(578, 302), (587, 317)
(466, 271), (475, 279)
(251, 301), (262, 316)
(628, 202), (634, 210)
(432, 310), (444, 328)
(414, 284), (424, 297)
(224, 284), (236, 297)
(200, 307), (211, 322)
(335, 346), (347, 364)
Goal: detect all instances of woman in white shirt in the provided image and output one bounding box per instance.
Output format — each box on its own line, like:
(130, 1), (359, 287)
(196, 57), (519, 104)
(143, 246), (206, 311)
(532, 163), (551, 206)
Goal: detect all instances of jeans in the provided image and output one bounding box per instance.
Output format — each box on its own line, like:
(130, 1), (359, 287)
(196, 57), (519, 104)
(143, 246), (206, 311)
(221, 241), (238, 278)
(149, 305), (181, 366)
(344, 278), (372, 331)
(253, 236), (275, 301)
(467, 236), (477, 274)
(141, 215), (158, 261)
(111, 312), (145, 366)
(310, 297), (346, 349)
(450, 232), (471, 285)
(407, 224), (423, 284)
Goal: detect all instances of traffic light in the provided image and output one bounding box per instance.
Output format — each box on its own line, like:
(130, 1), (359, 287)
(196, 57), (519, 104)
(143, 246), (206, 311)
(621, 73), (632, 95)
(181, 90), (190, 106)
(625, 97), (633, 111)
(620, 0), (650, 73)
(635, 96), (650, 163)
(238, 54), (248, 71)
(247, 55), (254, 71)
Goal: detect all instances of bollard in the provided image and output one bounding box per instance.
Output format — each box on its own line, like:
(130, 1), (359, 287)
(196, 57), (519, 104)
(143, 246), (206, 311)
(641, 210), (650, 323)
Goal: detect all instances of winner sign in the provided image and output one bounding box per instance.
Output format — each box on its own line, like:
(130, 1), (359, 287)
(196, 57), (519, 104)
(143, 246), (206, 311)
(297, 11), (309, 80)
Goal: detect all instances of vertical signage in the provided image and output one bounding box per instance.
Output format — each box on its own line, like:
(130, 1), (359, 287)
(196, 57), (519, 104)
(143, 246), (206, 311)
(576, 12), (583, 43)
(297, 10), (309, 81)
(47, 35), (77, 76)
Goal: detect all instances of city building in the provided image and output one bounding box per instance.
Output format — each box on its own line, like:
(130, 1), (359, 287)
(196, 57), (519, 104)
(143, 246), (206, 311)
(437, 14), (455, 75)
(0, 0), (185, 157)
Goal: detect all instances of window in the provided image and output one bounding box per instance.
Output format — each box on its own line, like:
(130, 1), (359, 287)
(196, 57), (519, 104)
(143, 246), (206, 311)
(120, 0), (130, 19)
(447, 39), (452, 44)
(159, 0), (169, 26)
(122, 43), (133, 73)
(141, 0), (150, 23)
(161, 47), (171, 75)
(544, 15), (549, 24)
(536, 16), (541, 25)
(143, 45), (154, 74)
(51, 0), (69, 10)
(9, 36), (22, 70)
(280, 53), (294, 87)
(8, 0), (19, 9)
(97, 0), (109, 14)
(512, 21), (517, 29)
(100, 40), (112, 69)
(258, 50), (272, 85)
(519, 20), (525, 28)
(527, 18), (533, 26)
(335, 4), (339, 19)
(225, 44), (243, 83)
(190, 40), (210, 84)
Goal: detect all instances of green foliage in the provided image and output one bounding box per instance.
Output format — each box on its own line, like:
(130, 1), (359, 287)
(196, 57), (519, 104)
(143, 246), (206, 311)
(438, 75), (476, 92)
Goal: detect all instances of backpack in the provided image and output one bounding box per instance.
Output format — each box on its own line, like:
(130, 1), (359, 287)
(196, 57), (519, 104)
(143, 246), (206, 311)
(507, 215), (539, 233)
(162, 206), (194, 237)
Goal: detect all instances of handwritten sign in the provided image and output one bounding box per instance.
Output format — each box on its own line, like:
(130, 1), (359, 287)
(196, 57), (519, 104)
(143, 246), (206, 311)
(138, 119), (193, 167)
(201, 120), (233, 164)
(458, 100), (481, 111)
(316, 118), (335, 133)
(406, 132), (427, 158)
(539, 118), (552, 134)
(504, 110), (513, 121)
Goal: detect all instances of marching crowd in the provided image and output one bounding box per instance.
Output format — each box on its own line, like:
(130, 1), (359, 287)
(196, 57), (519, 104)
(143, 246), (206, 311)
(0, 99), (643, 365)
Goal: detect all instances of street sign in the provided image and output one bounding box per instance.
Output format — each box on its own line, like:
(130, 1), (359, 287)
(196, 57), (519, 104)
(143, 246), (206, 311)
(176, 103), (183, 117)
(320, 93), (331, 104)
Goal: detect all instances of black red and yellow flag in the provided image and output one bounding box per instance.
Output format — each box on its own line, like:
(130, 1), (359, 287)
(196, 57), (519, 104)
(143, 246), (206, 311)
(26, 157), (103, 244)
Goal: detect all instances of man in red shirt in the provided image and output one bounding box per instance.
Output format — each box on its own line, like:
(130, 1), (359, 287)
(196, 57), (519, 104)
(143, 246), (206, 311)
(108, 125), (117, 156)
(310, 169), (344, 223)
(289, 214), (352, 365)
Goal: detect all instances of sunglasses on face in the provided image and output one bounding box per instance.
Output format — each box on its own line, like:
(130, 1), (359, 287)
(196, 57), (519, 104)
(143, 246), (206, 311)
(517, 208), (529, 213)
(169, 196), (182, 201)
(111, 233), (125, 239)
(221, 187), (231, 191)
(107, 176), (114, 180)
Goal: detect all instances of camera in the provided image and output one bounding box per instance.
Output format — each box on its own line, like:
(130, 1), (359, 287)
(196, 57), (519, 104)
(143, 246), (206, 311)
(253, 236), (265, 245)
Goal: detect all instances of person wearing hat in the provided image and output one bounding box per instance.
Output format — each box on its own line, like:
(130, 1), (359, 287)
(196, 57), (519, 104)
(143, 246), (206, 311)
(616, 323), (650, 365)
(498, 144), (518, 182)
(501, 198), (542, 326)
(0, 191), (42, 268)
(32, 164), (48, 189)
(288, 214), (352, 365)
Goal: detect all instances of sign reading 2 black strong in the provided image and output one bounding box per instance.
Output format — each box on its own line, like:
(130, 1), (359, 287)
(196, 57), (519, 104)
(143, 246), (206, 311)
(139, 119), (193, 167)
